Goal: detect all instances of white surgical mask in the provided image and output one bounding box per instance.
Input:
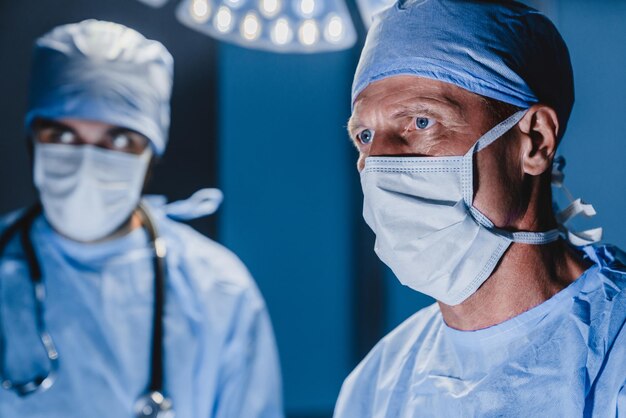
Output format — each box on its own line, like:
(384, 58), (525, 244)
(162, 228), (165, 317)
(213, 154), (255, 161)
(360, 111), (560, 306)
(33, 143), (152, 242)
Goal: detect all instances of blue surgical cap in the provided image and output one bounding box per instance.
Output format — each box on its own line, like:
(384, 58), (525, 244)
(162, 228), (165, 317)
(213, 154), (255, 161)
(352, 0), (574, 134)
(26, 20), (174, 155)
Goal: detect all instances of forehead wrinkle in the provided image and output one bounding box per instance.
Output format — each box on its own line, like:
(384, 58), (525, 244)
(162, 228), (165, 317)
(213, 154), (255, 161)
(33, 118), (73, 131)
(390, 103), (441, 120)
(347, 115), (361, 137)
(349, 97), (381, 134)
(350, 81), (473, 135)
(390, 94), (465, 120)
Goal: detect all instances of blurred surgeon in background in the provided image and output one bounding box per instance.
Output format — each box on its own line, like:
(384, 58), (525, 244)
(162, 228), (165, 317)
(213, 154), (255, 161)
(335, 0), (626, 416)
(0, 20), (282, 418)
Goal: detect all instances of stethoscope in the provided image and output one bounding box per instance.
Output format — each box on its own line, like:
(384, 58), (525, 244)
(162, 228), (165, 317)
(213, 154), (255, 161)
(0, 202), (175, 418)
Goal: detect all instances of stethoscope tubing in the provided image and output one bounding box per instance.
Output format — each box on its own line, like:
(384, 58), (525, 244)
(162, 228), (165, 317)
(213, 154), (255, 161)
(0, 202), (172, 416)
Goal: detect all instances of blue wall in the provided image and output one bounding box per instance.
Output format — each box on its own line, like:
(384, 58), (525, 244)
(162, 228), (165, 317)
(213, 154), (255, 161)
(217, 45), (360, 416)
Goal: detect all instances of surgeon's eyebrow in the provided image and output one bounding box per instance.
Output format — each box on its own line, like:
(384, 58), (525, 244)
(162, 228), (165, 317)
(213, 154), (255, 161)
(347, 116), (361, 139)
(107, 126), (148, 141)
(390, 95), (465, 122)
(31, 118), (74, 132)
(347, 94), (466, 141)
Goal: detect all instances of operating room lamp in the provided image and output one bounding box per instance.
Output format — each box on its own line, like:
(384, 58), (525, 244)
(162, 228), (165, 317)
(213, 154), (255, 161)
(136, 0), (554, 53)
(137, 0), (360, 53)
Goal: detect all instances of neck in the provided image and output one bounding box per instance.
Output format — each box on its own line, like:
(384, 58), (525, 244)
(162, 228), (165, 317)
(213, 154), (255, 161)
(59, 211), (143, 244)
(98, 211), (143, 243)
(439, 239), (591, 331)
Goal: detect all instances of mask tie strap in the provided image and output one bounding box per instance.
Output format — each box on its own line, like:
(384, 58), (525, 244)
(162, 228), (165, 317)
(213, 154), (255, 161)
(474, 110), (528, 153)
(508, 229), (561, 244)
(163, 188), (224, 221)
(468, 205), (560, 244)
(461, 110), (528, 207)
(143, 188), (224, 221)
(462, 110), (562, 245)
(552, 156), (603, 246)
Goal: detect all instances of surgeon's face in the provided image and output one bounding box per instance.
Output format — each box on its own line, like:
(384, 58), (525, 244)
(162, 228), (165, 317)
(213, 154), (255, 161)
(30, 117), (154, 243)
(31, 118), (150, 154)
(349, 75), (527, 229)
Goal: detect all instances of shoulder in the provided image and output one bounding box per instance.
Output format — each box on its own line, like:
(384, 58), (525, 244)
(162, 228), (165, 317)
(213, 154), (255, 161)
(580, 245), (626, 316)
(585, 244), (626, 275)
(158, 215), (265, 309)
(165, 218), (250, 276)
(593, 244), (626, 333)
(564, 245), (626, 380)
(335, 303), (442, 415)
(580, 246), (626, 414)
(0, 208), (30, 257)
(0, 209), (27, 233)
(373, 303), (443, 365)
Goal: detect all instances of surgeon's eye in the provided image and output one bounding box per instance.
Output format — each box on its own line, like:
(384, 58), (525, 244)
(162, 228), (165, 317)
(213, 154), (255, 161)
(34, 127), (79, 145)
(414, 117), (436, 130)
(356, 129), (375, 145)
(111, 133), (131, 150)
(104, 130), (149, 154)
(58, 131), (77, 144)
(107, 128), (150, 154)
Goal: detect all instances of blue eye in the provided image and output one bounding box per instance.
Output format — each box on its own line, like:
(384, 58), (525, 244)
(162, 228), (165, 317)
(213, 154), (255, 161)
(415, 117), (435, 130)
(357, 129), (374, 145)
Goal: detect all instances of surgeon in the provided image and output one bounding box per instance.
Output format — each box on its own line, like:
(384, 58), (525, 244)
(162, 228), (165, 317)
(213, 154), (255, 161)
(335, 1), (626, 416)
(0, 20), (282, 418)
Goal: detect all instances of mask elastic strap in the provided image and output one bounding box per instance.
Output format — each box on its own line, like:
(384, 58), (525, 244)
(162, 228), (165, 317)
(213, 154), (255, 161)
(469, 206), (561, 244)
(474, 110), (528, 153)
(462, 110), (561, 245)
(461, 110), (527, 206)
(508, 229), (561, 244)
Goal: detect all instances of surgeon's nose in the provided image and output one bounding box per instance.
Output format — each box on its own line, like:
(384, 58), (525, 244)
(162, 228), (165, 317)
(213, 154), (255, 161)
(357, 132), (414, 172)
(368, 131), (414, 158)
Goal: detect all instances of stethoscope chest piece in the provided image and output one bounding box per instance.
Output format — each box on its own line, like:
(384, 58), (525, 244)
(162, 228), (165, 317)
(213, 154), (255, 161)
(134, 391), (174, 418)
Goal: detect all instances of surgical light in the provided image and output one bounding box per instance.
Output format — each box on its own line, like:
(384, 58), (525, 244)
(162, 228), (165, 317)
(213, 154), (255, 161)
(298, 19), (319, 46)
(136, 0), (170, 7)
(298, 0), (316, 16)
(190, 0), (211, 23)
(241, 12), (262, 40)
(260, 0), (281, 18)
(271, 18), (293, 45)
(225, 0), (245, 8)
(214, 6), (234, 33)
(143, 0), (356, 53)
(323, 14), (343, 43)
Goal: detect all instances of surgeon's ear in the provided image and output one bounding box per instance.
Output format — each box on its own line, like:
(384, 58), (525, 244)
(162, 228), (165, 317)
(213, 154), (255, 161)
(517, 104), (559, 176)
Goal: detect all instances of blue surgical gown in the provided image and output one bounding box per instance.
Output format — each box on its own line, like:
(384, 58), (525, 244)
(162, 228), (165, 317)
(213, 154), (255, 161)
(0, 205), (283, 417)
(335, 245), (626, 417)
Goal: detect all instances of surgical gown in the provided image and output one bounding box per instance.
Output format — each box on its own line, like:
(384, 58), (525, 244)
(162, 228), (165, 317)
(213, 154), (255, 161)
(335, 245), (626, 417)
(0, 204), (283, 417)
